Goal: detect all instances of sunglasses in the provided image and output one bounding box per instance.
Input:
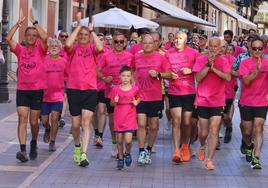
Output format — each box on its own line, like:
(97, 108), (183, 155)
(114, 40), (124, 44)
(60, 35), (68, 38)
(252, 47), (263, 51)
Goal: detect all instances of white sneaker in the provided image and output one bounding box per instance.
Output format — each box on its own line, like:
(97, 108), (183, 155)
(138, 151), (146, 165)
(189, 144), (196, 157)
(145, 150), (152, 164)
(111, 144), (117, 158)
(219, 132), (224, 138)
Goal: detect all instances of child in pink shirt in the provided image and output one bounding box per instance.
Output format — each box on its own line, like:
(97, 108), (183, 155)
(111, 66), (140, 170)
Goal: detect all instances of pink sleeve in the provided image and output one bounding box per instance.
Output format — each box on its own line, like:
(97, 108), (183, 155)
(110, 86), (118, 100)
(192, 56), (206, 73)
(134, 86), (140, 99)
(10, 44), (22, 57)
(98, 53), (107, 70)
(90, 43), (98, 58)
(37, 42), (47, 57)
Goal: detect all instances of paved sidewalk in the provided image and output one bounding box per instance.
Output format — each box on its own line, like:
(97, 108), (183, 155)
(29, 103), (268, 188)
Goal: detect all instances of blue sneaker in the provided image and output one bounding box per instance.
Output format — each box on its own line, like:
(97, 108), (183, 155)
(246, 144), (253, 163)
(125, 153), (132, 167)
(117, 159), (124, 170)
(138, 151), (146, 166)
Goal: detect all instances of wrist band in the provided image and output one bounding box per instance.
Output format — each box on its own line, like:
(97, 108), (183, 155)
(33, 20), (38, 26)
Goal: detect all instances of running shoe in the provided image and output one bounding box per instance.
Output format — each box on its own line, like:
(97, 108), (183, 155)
(224, 127), (232, 143)
(189, 144), (196, 157)
(216, 140), (221, 150)
(145, 150), (152, 164)
(16, 151), (29, 162)
(137, 151), (146, 166)
(198, 147), (206, 161)
(117, 159), (124, 170)
(205, 160), (215, 170)
(49, 142), (56, 152)
(29, 141), (37, 160)
(43, 127), (50, 143)
(251, 156), (262, 169)
(172, 148), (181, 163)
(96, 137), (103, 148)
(245, 144), (253, 163)
(73, 145), (81, 164)
(58, 118), (66, 128)
(79, 152), (89, 167)
(181, 144), (190, 162)
(125, 153), (132, 167)
(240, 139), (247, 155)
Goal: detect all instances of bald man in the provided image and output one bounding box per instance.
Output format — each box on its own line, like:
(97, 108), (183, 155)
(134, 35), (171, 165)
(166, 31), (200, 163)
(192, 37), (231, 170)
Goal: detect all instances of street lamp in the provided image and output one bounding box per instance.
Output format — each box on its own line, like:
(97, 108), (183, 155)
(0, 0), (9, 103)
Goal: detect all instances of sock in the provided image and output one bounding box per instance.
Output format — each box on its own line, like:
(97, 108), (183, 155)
(147, 146), (152, 152)
(20, 144), (26, 152)
(50, 140), (55, 144)
(75, 143), (81, 147)
(94, 129), (99, 136)
(31, 140), (37, 146)
(139, 148), (145, 152)
(99, 132), (103, 138)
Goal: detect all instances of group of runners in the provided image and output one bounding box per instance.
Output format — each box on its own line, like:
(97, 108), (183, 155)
(6, 10), (268, 171)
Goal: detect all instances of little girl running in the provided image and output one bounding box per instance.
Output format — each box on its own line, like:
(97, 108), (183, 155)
(111, 65), (140, 170)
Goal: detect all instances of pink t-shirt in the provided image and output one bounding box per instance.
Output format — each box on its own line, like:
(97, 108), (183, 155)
(167, 47), (199, 95)
(43, 57), (67, 102)
(234, 45), (246, 58)
(11, 43), (47, 90)
(59, 48), (69, 61)
(99, 51), (133, 98)
(224, 54), (237, 99)
(59, 48), (69, 81)
(165, 41), (173, 50)
(66, 44), (97, 90)
(134, 51), (171, 101)
(239, 57), (268, 106)
(96, 48), (111, 91)
(128, 43), (142, 55)
(193, 55), (230, 107)
(111, 85), (139, 132)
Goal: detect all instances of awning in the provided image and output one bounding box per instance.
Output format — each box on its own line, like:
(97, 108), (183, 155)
(208, 0), (257, 30)
(140, 0), (216, 29)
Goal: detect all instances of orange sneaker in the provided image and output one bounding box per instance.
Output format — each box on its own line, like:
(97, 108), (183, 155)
(181, 144), (190, 162)
(205, 160), (215, 170)
(198, 147), (206, 161)
(172, 148), (181, 163)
